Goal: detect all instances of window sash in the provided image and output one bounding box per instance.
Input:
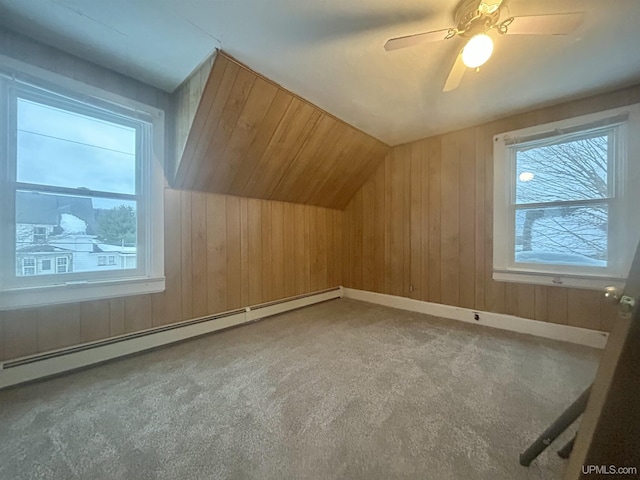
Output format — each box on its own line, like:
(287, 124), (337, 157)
(1, 75), (151, 289)
(493, 103), (640, 289)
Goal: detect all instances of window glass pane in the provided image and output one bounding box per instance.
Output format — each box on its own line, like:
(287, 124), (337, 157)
(514, 204), (608, 267)
(515, 132), (610, 204)
(16, 190), (137, 276)
(16, 98), (136, 194)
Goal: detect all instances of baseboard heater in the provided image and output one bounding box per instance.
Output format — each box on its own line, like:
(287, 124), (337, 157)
(0, 287), (342, 389)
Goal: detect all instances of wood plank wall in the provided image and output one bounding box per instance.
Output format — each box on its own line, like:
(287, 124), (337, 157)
(0, 30), (343, 362)
(343, 84), (640, 332)
(0, 191), (342, 361)
(173, 52), (389, 209)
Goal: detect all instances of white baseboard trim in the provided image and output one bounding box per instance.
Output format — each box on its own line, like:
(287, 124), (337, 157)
(0, 287), (342, 390)
(342, 288), (609, 349)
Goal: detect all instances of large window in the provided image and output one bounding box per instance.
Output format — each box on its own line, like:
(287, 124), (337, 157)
(493, 104), (640, 289)
(0, 59), (165, 309)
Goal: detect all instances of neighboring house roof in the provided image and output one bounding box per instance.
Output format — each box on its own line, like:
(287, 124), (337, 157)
(17, 244), (71, 253)
(16, 191), (97, 233)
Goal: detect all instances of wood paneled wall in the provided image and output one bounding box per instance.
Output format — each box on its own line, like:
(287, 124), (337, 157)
(343, 85), (640, 332)
(173, 52), (389, 209)
(0, 191), (342, 361)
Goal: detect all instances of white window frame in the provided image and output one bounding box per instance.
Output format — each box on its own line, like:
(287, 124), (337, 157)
(33, 226), (47, 243)
(0, 56), (165, 310)
(56, 257), (69, 274)
(21, 258), (36, 276)
(493, 104), (640, 290)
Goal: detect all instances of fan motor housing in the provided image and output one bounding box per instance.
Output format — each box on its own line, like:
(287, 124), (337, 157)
(454, 0), (502, 37)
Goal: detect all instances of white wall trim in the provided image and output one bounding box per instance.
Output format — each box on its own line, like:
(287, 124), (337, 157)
(0, 288), (342, 390)
(343, 288), (609, 349)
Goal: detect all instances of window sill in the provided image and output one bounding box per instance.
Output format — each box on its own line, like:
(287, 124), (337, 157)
(0, 276), (166, 310)
(493, 270), (624, 290)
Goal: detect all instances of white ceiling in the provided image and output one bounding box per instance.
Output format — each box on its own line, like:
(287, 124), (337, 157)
(1, 0), (639, 146)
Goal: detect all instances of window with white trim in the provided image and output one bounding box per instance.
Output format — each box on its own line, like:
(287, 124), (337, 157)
(21, 258), (35, 276)
(493, 104), (640, 290)
(0, 59), (165, 310)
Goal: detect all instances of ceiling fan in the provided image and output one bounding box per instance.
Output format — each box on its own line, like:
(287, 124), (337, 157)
(384, 0), (584, 92)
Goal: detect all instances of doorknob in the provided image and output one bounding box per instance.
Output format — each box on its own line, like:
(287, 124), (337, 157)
(604, 285), (636, 318)
(603, 286), (622, 303)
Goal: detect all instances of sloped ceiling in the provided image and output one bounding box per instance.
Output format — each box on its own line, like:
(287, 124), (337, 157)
(174, 52), (389, 210)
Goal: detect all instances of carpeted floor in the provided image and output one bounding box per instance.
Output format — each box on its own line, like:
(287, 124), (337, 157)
(0, 298), (599, 480)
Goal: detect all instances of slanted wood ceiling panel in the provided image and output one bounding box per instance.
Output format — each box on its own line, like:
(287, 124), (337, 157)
(174, 52), (389, 209)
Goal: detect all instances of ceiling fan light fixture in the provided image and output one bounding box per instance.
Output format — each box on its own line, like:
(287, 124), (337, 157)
(461, 33), (494, 68)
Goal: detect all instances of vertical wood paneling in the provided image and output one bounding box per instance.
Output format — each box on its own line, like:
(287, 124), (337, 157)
(109, 298), (125, 337)
(206, 194), (227, 313)
(163, 188), (183, 324)
(124, 296), (152, 333)
(271, 202), (285, 300)
(79, 300), (110, 343)
(225, 196), (242, 310)
(4, 310), (38, 359)
(373, 164), (386, 294)
(440, 133), (460, 307)
(458, 128), (476, 309)
(191, 192), (209, 318)
(247, 198), (263, 305)
(409, 143), (422, 300)
(342, 85), (640, 332)
(427, 138), (442, 304)
(37, 304), (80, 353)
(283, 202), (297, 298)
(180, 192), (193, 321)
(0, 190), (343, 362)
(261, 202), (273, 302)
(240, 195), (250, 308)
(419, 140), (430, 302)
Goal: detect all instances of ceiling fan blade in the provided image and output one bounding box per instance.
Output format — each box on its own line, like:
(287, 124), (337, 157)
(443, 51), (466, 93)
(384, 28), (450, 51)
(505, 12), (585, 35)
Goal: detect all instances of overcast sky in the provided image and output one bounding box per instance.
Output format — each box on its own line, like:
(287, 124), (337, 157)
(17, 98), (137, 197)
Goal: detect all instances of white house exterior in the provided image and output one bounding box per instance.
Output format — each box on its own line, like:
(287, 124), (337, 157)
(15, 192), (136, 277)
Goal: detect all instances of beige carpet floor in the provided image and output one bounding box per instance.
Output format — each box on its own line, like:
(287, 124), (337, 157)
(0, 298), (599, 480)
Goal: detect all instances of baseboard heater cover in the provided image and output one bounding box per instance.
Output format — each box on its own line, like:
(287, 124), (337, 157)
(342, 288), (608, 349)
(0, 287), (342, 389)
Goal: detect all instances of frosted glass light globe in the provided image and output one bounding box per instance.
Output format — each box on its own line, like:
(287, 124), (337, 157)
(462, 34), (494, 68)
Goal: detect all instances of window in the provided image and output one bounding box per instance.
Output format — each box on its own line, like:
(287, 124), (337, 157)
(0, 59), (165, 310)
(493, 104), (640, 289)
(21, 258), (35, 276)
(108, 255), (116, 265)
(56, 257), (69, 274)
(33, 226), (46, 243)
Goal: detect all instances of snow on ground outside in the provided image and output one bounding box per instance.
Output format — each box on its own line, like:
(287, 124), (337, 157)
(515, 251), (606, 267)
